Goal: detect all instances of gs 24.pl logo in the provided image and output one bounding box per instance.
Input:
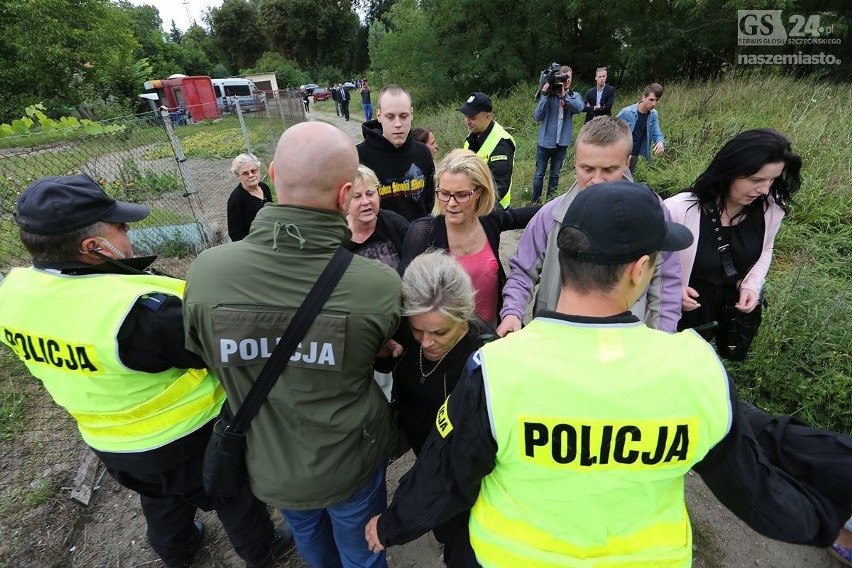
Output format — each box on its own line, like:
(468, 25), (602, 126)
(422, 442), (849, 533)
(738, 11), (838, 46)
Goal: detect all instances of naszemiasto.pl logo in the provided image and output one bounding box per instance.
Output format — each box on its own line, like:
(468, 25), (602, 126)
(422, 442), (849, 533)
(738, 10), (839, 46)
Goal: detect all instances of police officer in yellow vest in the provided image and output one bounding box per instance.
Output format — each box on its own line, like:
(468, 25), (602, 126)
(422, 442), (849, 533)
(365, 181), (847, 567)
(0, 174), (292, 568)
(459, 92), (514, 209)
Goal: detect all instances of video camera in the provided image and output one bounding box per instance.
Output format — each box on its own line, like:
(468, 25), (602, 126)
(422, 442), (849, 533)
(536, 63), (570, 100)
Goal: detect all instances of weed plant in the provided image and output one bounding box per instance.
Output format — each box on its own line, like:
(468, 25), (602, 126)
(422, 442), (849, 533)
(416, 74), (850, 431)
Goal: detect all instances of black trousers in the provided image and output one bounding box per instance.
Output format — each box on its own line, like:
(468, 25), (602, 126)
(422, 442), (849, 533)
(341, 100), (350, 120)
(102, 431), (273, 567)
(432, 511), (481, 567)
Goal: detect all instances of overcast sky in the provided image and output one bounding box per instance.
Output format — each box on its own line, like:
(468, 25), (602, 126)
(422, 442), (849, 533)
(128, 0), (223, 32)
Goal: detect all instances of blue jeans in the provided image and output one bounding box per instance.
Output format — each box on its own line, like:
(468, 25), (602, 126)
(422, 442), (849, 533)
(362, 103), (373, 122)
(281, 466), (388, 568)
(532, 144), (569, 202)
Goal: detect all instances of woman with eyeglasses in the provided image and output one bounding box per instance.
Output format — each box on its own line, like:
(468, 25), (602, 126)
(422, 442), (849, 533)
(226, 153), (272, 242)
(400, 149), (539, 324)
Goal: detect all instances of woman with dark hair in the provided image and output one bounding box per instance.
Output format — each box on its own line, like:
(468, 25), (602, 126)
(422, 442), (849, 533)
(411, 126), (438, 159)
(376, 250), (494, 567)
(400, 149), (539, 325)
(664, 128), (802, 352)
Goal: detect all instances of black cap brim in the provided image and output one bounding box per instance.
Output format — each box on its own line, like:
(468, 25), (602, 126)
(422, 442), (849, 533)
(457, 105), (477, 116)
(660, 221), (693, 252)
(101, 201), (151, 224)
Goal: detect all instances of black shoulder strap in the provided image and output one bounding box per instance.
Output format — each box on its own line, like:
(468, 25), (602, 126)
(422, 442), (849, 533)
(227, 246), (354, 434)
(701, 201), (739, 281)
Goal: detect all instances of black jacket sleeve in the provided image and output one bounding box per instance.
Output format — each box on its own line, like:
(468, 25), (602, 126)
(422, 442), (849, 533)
(398, 216), (435, 276)
(376, 209), (411, 258)
(601, 85), (615, 115)
(423, 157), (436, 214)
(740, 401), (852, 504)
(583, 87), (596, 112)
(493, 204), (540, 231)
(489, 138), (515, 204)
(377, 356), (497, 546)
(117, 294), (207, 372)
(693, 378), (848, 547)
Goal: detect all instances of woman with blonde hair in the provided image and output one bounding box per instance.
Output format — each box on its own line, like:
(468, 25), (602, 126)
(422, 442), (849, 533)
(344, 165), (409, 270)
(399, 149), (539, 324)
(226, 153), (272, 241)
(375, 250), (494, 566)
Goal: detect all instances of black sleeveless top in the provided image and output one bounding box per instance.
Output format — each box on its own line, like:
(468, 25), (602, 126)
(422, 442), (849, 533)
(690, 204), (766, 287)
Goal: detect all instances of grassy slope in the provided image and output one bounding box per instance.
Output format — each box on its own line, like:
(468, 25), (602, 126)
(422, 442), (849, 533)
(416, 74), (851, 431)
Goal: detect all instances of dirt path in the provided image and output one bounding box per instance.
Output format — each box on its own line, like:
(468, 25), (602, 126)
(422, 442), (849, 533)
(59, 110), (841, 568)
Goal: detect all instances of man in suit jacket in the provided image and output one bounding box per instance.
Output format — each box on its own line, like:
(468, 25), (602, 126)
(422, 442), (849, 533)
(339, 85), (351, 121)
(331, 83), (341, 116)
(584, 67), (615, 123)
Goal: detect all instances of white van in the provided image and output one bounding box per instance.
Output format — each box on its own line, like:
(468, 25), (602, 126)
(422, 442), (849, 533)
(212, 78), (265, 113)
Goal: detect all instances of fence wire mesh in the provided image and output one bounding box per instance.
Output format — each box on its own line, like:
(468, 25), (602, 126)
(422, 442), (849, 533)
(0, 98), (299, 564)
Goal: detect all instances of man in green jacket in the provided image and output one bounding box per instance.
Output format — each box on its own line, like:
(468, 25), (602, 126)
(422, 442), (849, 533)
(184, 122), (401, 568)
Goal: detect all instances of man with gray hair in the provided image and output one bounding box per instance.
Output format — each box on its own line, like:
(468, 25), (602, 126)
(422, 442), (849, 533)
(185, 122), (401, 568)
(0, 173), (291, 568)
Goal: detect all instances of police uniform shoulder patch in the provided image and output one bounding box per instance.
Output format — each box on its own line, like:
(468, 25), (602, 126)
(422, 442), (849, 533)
(138, 294), (167, 312)
(436, 396), (453, 438)
(489, 155), (508, 162)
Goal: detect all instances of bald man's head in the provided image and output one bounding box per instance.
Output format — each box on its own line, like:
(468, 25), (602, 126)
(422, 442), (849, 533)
(272, 122), (359, 212)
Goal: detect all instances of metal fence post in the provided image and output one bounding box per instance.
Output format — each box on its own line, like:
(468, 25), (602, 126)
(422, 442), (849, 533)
(159, 108), (215, 246)
(233, 98), (252, 155)
(275, 90), (287, 129)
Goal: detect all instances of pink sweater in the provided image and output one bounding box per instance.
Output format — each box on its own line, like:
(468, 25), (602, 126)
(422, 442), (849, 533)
(663, 192), (786, 295)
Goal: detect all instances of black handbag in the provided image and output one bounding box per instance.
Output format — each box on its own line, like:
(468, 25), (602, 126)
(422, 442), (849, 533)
(203, 247), (353, 497)
(701, 202), (765, 362)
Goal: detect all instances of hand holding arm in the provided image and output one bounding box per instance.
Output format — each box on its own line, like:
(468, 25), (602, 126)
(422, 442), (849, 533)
(496, 315), (522, 337)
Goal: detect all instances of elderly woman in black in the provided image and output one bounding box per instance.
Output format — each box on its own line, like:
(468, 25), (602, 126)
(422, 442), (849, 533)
(226, 153), (272, 241)
(376, 250), (494, 566)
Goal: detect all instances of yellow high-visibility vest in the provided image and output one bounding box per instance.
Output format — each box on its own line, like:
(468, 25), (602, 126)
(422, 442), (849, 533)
(464, 121), (514, 208)
(468, 317), (732, 567)
(0, 267), (223, 452)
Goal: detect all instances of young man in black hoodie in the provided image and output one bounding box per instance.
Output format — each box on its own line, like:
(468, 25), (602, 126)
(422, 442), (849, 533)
(357, 84), (436, 222)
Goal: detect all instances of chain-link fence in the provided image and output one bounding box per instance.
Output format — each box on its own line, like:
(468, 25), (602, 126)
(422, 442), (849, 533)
(0, 97), (303, 565)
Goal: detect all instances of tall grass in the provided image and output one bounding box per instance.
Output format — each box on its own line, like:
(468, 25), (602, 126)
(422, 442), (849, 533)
(416, 74), (851, 431)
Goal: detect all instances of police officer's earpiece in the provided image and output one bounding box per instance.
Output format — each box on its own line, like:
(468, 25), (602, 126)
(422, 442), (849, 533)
(87, 244), (103, 253)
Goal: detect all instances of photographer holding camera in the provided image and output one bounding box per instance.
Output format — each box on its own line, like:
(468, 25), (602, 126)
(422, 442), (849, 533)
(531, 64), (584, 205)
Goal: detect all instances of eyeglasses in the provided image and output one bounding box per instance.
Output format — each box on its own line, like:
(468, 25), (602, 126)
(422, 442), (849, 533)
(436, 188), (478, 203)
(239, 167), (259, 178)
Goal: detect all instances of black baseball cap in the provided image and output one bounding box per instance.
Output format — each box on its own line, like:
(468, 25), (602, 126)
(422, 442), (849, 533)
(559, 181), (693, 264)
(457, 92), (492, 116)
(15, 173), (150, 236)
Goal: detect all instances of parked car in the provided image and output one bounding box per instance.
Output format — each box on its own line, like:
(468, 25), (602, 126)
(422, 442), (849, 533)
(312, 87), (331, 102)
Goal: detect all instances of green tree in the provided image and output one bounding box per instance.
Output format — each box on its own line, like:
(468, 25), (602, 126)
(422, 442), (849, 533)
(257, 0), (358, 74)
(210, 0), (268, 72)
(246, 52), (309, 88)
(258, 0), (291, 58)
(169, 19), (183, 44)
(318, 65), (344, 86)
(0, 0), (138, 121)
